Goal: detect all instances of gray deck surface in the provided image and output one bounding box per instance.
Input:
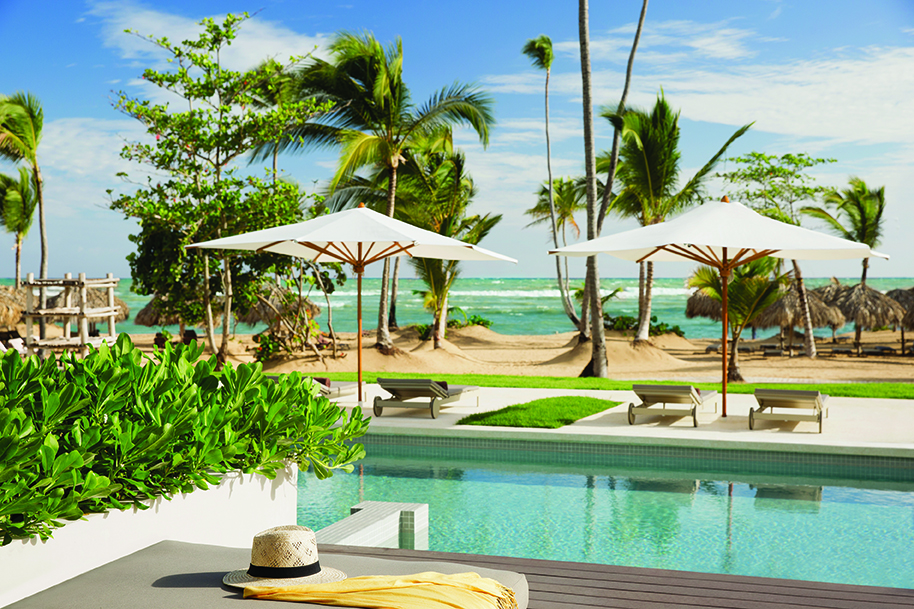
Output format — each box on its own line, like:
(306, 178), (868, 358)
(322, 544), (914, 609)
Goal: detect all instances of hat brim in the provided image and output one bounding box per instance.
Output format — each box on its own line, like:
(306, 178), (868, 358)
(223, 566), (347, 588)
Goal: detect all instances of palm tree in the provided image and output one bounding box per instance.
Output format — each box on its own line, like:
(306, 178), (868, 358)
(801, 177), (886, 286)
(578, 0), (608, 377)
(690, 257), (787, 382)
(395, 148), (502, 348)
(0, 92), (47, 337)
(525, 177), (585, 301)
(0, 167), (38, 286)
(274, 32), (494, 351)
(603, 92), (750, 343)
(522, 35), (581, 330)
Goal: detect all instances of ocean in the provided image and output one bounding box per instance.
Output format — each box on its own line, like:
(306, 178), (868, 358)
(40, 275), (912, 341)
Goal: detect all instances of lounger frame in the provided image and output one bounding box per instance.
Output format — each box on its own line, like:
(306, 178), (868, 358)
(628, 384), (718, 428)
(374, 378), (479, 419)
(750, 388), (828, 433)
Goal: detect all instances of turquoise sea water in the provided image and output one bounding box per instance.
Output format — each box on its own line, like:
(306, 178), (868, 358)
(11, 276), (913, 340)
(298, 452), (914, 589)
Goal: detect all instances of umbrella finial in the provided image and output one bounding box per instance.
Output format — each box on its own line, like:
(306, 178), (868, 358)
(358, 202), (366, 208)
(721, 195), (730, 203)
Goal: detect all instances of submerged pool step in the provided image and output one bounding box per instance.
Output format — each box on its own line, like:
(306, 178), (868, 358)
(315, 501), (429, 550)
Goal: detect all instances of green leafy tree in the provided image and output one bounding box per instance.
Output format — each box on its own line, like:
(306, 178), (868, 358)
(109, 13), (329, 361)
(690, 258), (788, 381)
(273, 31), (495, 352)
(802, 176), (886, 285)
(604, 92), (750, 344)
(0, 167), (38, 285)
(718, 152), (836, 358)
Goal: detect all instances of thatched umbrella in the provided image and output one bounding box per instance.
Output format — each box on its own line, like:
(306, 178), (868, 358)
(0, 287), (24, 328)
(887, 287), (914, 352)
(825, 283), (905, 352)
(135, 294), (180, 327)
(754, 284), (846, 352)
(237, 283), (320, 329)
(685, 290), (721, 322)
(47, 289), (129, 323)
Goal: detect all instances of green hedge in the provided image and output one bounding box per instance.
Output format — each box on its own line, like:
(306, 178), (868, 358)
(0, 336), (368, 545)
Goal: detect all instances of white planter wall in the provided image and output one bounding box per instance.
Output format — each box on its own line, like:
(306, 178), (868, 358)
(0, 466), (297, 607)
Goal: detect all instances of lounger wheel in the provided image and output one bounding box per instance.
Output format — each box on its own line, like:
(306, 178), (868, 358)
(627, 403), (635, 425)
(430, 398), (440, 419)
(372, 396), (383, 417)
(748, 408), (755, 430)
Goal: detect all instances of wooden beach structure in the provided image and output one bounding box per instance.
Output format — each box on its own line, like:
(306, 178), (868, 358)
(22, 272), (121, 357)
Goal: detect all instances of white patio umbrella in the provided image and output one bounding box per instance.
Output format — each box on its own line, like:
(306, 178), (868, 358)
(188, 204), (516, 403)
(551, 197), (887, 417)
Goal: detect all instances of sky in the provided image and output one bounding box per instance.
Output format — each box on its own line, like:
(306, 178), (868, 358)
(0, 0), (912, 281)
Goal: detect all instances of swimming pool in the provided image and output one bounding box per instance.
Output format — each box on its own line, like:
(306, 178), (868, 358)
(297, 438), (914, 589)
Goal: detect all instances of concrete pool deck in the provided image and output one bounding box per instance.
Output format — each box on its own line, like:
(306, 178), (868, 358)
(341, 385), (914, 459)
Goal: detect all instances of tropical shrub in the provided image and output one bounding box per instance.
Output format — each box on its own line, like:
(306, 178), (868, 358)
(0, 335), (368, 545)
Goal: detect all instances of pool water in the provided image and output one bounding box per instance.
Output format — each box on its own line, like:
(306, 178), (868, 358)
(298, 452), (914, 589)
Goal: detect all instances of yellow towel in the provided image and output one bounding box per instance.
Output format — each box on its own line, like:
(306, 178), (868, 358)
(243, 570), (517, 609)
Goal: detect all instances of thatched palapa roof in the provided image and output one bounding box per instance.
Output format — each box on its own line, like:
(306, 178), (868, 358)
(685, 290), (722, 322)
(824, 283), (905, 330)
(238, 282), (320, 328)
(754, 283), (846, 330)
(135, 294), (180, 327)
(0, 286), (24, 328)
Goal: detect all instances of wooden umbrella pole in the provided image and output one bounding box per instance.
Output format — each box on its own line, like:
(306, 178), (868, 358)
(355, 253), (364, 404)
(721, 248), (729, 418)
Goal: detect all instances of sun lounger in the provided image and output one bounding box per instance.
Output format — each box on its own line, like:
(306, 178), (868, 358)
(763, 348), (783, 357)
(627, 384), (718, 428)
(750, 388), (828, 433)
(374, 378), (479, 419)
(830, 347), (853, 356)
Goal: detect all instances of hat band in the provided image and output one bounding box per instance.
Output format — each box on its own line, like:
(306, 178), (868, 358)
(247, 561), (321, 579)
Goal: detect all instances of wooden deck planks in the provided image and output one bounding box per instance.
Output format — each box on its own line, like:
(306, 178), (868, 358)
(320, 544), (914, 609)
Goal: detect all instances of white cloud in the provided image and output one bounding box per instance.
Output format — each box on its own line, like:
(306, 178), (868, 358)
(87, 1), (332, 72)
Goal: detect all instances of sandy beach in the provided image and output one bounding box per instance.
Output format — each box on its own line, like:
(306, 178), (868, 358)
(127, 326), (914, 384)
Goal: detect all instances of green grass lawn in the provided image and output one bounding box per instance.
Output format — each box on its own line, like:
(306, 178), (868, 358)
(457, 396), (620, 428)
(306, 371), (914, 400)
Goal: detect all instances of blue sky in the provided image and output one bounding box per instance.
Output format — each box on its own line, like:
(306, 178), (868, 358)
(1, 0), (912, 280)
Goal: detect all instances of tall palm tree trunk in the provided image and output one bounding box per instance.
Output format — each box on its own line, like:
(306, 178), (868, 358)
(543, 66), (581, 330)
(389, 257), (400, 330)
(792, 260), (817, 358)
(376, 165), (398, 350)
(634, 261), (653, 342)
(14, 236), (22, 287)
(579, 0), (607, 377)
(597, 0), (648, 231)
(35, 165), (47, 339)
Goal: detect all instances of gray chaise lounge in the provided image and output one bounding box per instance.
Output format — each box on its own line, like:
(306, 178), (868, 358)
(751, 388), (828, 433)
(627, 384), (718, 427)
(374, 378), (479, 419)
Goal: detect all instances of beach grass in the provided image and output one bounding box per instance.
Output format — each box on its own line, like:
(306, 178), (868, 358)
(457, 396), (620, 428)
(310, 371), (914, 400)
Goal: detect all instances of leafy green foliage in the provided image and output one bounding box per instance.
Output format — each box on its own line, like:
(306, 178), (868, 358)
(108, 13), (331, 357)
(0, 335), (368, 545)
(458, 396), (619, 428)
(604, 314), (684, 337)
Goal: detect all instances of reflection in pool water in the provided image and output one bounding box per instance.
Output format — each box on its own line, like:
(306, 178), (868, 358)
(298, 452), (914, 589)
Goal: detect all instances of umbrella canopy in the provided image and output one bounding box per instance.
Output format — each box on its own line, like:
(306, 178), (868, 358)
(189, 204), (516, 403)
(551, 198), (886, 417)
(753, 283), (845, 330)
(47, 289), (130, 323)
(903, 306), (914, 331)
(886, 287), (914, 313)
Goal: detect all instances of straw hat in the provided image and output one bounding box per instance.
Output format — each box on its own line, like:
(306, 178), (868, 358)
(223, 525), (346, 588)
